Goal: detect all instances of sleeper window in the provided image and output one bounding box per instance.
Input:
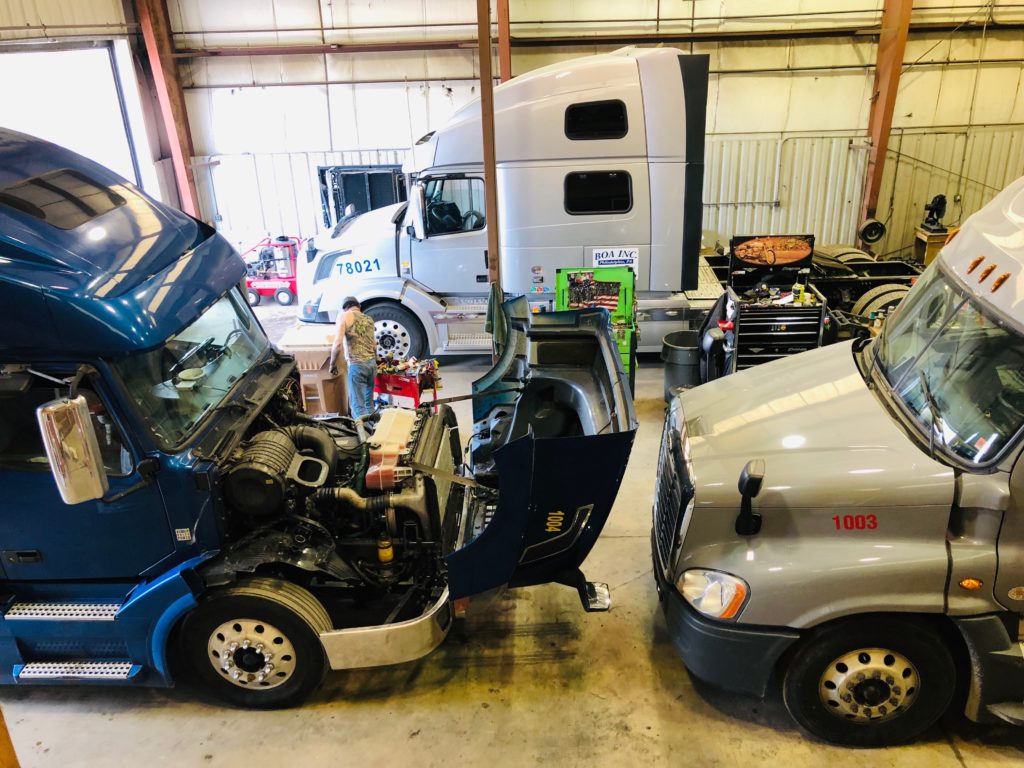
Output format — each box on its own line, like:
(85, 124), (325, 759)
(564, 171), (632, 215)
(565, 100), (628, 140)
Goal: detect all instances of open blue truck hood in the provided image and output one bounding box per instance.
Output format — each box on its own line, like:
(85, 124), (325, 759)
(446, 297), (638, 603)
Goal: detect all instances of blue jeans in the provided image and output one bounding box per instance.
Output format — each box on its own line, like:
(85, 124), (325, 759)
(347, 360), (377, 419)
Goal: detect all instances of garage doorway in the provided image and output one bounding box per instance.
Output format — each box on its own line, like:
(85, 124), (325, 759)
(0, 41), (158, 197)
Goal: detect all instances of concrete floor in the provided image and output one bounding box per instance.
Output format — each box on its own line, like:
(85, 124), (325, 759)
(3, 308), (1023, 766)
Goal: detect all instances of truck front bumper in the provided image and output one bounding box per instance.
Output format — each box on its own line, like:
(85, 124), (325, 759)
(318, 587), (452, 669)
(654, 543), (799, 698)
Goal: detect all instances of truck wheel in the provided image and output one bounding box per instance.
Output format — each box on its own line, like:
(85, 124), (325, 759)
(183, 578), (332, 709)
(365, 303), (426, 360)
(247, 289), (261, 306)
(782, 617), (955, 747)
(275, 289), (295, 306)
(851, 284), (910, 317)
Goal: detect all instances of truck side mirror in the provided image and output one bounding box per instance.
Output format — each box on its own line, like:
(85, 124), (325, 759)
(36, 395), (109, 505)
(735, 459), (765, 536)
(306, 241), (318, 264)
(738, 458), (764, 497)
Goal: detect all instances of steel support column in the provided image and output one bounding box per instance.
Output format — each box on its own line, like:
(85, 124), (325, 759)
(477, 0), (501, 290)
(497, 0), (512, 82)
(134, 0), (199, 216)
(861, 0), (912, 225)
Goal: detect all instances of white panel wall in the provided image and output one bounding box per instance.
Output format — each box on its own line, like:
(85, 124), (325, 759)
(0, 0), (127, 40)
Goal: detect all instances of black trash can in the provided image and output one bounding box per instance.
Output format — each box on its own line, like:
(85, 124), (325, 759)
(662, 330), (701, 402)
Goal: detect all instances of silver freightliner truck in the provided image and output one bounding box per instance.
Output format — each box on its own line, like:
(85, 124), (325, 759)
(654, 175), (1024, 746)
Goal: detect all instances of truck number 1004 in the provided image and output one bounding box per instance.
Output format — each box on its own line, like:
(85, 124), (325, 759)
(338, 258), (381, 276)
(832, 514), (878, 530)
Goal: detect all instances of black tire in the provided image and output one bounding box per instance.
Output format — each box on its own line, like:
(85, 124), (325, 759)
(815, 245), (873, 263)
(782, 617), (956, 747)
(365, 303), (427, 360)
(247, 289), (261, 306)
(851, 284), (910, 317)
(183, 578), (332, 709)
(275, 289), (295, 306)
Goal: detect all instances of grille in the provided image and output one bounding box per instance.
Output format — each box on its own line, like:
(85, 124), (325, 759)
(652, 419), (692, 572)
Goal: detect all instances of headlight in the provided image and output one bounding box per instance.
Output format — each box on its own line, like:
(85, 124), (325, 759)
(677, 569), (748, 620)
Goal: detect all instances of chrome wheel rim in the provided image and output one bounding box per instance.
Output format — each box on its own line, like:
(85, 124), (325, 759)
(818, 647), (919, 723)
(374, 319), (411, 359)
(207, 618), (296, 690)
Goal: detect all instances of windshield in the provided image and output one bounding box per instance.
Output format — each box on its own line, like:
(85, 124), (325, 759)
(874, 265), (1024, 465)
(110, 290), (269, 448)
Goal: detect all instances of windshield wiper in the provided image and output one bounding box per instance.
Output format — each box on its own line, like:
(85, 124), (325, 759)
(919, 369), (945, 458)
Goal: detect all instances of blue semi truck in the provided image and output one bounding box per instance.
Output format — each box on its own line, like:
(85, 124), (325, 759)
(0, 129), (636, 707)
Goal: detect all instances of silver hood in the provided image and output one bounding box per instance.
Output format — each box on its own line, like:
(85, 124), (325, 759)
(677, 341), (954, 510)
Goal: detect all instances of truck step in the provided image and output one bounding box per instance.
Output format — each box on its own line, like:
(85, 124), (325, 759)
(987, 702), (1024, 725)
(16, 661), (137, 680)
(445, 332), (491, 350)
(5, 602), (121, 621)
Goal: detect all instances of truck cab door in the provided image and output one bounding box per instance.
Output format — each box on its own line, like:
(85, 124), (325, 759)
(995, 449), (1024, 612)
(0, 378), (174, 582)
(409, 176), (489, 293)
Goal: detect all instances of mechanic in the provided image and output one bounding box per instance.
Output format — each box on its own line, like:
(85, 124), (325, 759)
(329, 296), (377, 419)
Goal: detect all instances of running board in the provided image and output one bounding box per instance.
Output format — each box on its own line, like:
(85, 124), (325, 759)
(16, 661), (138, 681)
(5, 602), (121, 621)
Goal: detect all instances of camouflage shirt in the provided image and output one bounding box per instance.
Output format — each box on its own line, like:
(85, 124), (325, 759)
(345, 309), (376, 363)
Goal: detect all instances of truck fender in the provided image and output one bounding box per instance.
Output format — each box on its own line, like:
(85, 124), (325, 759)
(116, 553), (215, 683)
(952, 613), (1024, 723)
(354, 279), (444, 354)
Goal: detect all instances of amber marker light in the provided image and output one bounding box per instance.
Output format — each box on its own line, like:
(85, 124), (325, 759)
(959, 578), (984, 591)
(967, 255), (985, 273)
(992, 273), (1011, 292)
(978, 264), (996, 282)
(720, 583), (749, 619)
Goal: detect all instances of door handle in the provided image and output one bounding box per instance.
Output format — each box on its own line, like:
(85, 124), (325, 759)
(3, 550), (41, 564)
(484, 249), (488, 268)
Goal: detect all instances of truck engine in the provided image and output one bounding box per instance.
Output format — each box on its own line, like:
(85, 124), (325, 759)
(204, 378), (465, 625)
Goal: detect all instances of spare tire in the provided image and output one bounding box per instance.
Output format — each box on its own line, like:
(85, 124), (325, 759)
(851, 284), (910, 317)
(815, 245), (874, 264)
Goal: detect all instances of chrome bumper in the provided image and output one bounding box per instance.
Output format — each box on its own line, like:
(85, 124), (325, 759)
(318, 588), (452, 669)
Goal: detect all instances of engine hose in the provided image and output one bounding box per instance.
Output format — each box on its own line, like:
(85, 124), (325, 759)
(280, 425), (338, 479)
(315, 479), (431, 538)
(315, 486), (389, 512)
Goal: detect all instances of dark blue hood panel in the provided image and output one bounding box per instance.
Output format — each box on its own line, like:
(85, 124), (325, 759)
(0, 128), (245, 359)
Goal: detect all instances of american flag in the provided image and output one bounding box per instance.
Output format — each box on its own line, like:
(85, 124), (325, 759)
(568, 280), (620, 310)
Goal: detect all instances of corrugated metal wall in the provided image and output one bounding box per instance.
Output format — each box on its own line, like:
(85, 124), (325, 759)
(875, 126), (1024, 257)
(703, 134), (869, 247)
(203, 133), (874, 250)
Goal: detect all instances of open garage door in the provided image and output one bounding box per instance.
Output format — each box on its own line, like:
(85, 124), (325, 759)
(0, 41), (156, 196)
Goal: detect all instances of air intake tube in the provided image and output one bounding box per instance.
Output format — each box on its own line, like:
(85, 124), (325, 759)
(279, 425), (337, 480)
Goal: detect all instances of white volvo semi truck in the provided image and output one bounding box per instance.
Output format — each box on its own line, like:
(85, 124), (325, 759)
(298, 46), (718, 358)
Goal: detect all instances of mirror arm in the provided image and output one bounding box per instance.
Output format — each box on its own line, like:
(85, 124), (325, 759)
(102, 458), (159, 504)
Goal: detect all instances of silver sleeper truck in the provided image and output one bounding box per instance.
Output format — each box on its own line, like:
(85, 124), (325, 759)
(653, 175), (1024, 746)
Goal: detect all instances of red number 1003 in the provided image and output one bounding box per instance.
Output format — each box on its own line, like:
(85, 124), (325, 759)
(832, 514), (878, 530)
